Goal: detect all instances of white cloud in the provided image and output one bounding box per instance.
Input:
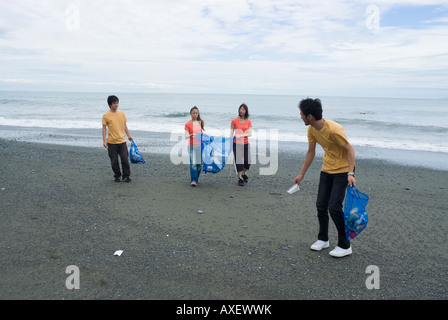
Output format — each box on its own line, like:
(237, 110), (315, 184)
(0, 0), (447, 97)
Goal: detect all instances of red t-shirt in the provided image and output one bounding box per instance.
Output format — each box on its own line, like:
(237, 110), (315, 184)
(185, 121), (203, 146)
(231, 117), (252, 144)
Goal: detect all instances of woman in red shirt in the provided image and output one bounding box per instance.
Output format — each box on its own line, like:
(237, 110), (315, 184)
(230, 103), (252, 186)
(185, 106), (204, 186)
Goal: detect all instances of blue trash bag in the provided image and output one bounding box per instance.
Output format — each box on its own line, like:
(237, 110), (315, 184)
(196, 133), (234, 174)
(344, 185), (369, 241)
(129, 141), (146, 164)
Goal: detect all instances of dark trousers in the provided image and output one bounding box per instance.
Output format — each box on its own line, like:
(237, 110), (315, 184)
(233, 143), (251, 173)
(316, 171), (349, 249)
(107, 142), (131, 179)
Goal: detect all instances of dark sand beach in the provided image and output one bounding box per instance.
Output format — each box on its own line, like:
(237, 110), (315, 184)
(0, 138), (447, 300)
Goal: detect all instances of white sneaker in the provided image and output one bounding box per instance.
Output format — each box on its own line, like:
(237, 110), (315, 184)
(310, 240), (330, 251)
(329, 246), (352, 258)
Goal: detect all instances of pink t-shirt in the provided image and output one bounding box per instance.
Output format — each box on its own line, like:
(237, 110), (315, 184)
(231, 118), (252, 145)
(185, 121), (203, 146)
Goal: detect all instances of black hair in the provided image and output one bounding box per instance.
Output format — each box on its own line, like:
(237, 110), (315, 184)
(298, 98), (322, 120)
(107, 95), (119, 106)
(239, 103), (249, 119)
(190, 106), (205, 130)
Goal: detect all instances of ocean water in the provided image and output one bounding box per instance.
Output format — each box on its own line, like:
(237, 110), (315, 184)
(1, 91), (447, 170)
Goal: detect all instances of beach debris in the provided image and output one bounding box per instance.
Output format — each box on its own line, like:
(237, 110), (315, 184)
(197, 210), (204, 214)
(287, 184), (300, 194)
(114, 250), (123, 256)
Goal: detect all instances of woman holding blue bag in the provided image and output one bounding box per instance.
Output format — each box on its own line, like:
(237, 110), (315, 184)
(294, 98), (356, 258)
(185, 106), (205, 186)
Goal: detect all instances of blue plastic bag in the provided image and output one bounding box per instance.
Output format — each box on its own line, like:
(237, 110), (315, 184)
(344, 185), (369, 241)
(196, 133), (234, 174)
(129, 141), (146, 164)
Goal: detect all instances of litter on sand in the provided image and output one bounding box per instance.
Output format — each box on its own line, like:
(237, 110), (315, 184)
(287, 184), (300, 194)
(113, 250), (123, 256)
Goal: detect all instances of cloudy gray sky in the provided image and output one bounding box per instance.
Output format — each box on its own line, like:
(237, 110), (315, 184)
(1, 0), (447, 98)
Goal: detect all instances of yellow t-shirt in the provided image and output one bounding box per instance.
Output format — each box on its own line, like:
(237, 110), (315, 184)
(102, 110), (127, 144)
(308, 120), (349, 174)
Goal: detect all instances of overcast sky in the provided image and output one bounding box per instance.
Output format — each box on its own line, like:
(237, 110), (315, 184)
(1, 0), (447, 98)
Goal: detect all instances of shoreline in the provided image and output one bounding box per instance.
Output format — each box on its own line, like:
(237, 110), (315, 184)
(1, 138), (447, 300)
(1, 125), (448, 171)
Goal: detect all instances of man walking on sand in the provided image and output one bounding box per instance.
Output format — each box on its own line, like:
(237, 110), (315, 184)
(294, 98), (356, 258)
(102, 95), (133, 182)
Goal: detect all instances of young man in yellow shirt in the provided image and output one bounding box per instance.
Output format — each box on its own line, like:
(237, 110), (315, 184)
(102, 95), (133, 182)
(294, 98), (356, 258)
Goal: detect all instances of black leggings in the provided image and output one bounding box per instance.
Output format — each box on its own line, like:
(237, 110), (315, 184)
(233, 143), (251, 173)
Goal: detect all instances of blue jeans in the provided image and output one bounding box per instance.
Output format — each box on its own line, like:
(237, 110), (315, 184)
(189, 145), (202, 183)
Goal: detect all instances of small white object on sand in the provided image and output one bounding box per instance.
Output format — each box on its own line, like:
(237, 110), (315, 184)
(287, 184), (300, 194)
